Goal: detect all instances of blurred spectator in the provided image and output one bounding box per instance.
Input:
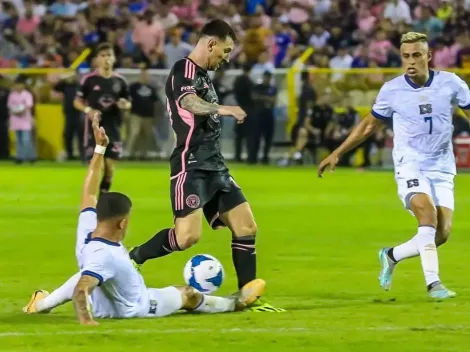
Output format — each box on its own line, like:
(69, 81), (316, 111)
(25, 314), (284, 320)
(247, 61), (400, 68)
(249, 71), (277, 164)
(309, 23), (330, 50)
(281, 94), (331, 166)
(212, 69), (231, 105)
(0, 81), (10, 160)
(17, 1), (40, 36)
(432, 38), (453, 68)
(362, 124), (389, 167)
(171, 0), (199, 27)
(233, 64), (253, 162)
(251, 50), (275, 83)
(329, 46), (353, 82)
(285, 0), (314, 33)
(314, 0), (331, 19)
(145, 49), (166, 69)
(53, 73), (84, 161)
(49, 0), (78, 17)
(7, 76), (36, 164)
(325, 103), (358, 166)
(436, 0), (453, 22)
(272, 20), (293, 68)
(127, 65), (159, 160)
(351, 45), (369, 68)
(455, 32), (470, 68)
(164, 26), (193, 68)
(243, 14), (272, 63)
(356, 8), (377, 35)
(132, 9), (164, 57)
(413, 6), (444, 41)
(383, 0), (412, 24)
(153, 2), (179, 30)
(368, 30), (394, 66)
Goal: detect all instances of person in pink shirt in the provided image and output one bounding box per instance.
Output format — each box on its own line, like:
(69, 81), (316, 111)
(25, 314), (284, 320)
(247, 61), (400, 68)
(368, 30), (394, 66)
(356, 8), (377, 35)
(16, 2), (40, 36)
(132, 9), (165, 56)
(432, 38), (453, 68)
(7, 77), (36, 163)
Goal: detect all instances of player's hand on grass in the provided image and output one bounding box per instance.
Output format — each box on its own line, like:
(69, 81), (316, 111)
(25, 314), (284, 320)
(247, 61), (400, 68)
(92, 115), (109, 147)
(117, 98), (131, 110)
(218, 105), (247, 124)
(318, 152), (340, 178)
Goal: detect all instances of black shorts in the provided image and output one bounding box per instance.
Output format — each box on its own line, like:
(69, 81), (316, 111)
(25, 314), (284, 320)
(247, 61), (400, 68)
(170, 170), (247, 229)
(85, 137), (123, 160)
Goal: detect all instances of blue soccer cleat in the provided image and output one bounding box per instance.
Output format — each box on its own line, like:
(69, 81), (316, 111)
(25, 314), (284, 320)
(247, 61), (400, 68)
(378, 248), (397, 291)
(428, 282), (456, 300)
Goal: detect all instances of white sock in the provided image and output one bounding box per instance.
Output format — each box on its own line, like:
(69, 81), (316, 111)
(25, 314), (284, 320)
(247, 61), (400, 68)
(36, 273), (81, 312)
(194, 295), (236, 313)
(392, 239), (419, 262)
(412, 226), (440, 286)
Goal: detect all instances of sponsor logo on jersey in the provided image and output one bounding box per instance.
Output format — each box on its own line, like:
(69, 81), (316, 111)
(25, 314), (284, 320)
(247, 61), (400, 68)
(181, 86), (195, 91)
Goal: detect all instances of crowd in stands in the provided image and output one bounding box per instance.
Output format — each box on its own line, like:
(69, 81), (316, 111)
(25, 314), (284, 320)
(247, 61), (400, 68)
(1, 0), (470, 71)
(2, 0), (470, 166)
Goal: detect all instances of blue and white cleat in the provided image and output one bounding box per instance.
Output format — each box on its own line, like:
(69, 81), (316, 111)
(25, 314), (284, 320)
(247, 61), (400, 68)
(378, 248), (396, 291)
(428, 282), (456, 300)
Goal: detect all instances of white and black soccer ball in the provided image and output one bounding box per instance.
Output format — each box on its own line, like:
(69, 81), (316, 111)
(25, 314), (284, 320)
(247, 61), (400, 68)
(183, 254), (224, 294)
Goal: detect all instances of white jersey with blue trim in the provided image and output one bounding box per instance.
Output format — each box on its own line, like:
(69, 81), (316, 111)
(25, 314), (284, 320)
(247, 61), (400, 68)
(371, 70), (470, 175)
(77, 209), (149, 318)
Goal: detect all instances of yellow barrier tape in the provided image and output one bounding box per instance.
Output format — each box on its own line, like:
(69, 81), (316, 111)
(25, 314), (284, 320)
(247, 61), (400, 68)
(70, 48), (91, 70)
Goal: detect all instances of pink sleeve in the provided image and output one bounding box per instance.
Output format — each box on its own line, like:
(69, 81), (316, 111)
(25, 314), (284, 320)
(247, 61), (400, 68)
(24, 92), (34, 108)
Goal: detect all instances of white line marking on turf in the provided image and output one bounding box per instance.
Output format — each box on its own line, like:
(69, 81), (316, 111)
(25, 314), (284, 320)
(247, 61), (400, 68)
(0, 328), (307, 337)
(1, 326), (469, 338)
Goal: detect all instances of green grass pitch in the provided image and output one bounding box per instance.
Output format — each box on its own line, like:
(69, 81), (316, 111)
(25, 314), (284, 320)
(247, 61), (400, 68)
(1, 162), (469, 352)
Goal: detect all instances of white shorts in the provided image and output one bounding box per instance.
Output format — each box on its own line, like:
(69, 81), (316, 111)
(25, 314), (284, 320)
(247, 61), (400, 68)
(144, 286), (183, 318)
(395, 167), (455, 212)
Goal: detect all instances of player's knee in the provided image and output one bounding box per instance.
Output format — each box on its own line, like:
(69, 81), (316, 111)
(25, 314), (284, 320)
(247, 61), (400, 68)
(436, 222), (452, 246)
(232, 221), (257, 238)
(175, 229), (201, 249)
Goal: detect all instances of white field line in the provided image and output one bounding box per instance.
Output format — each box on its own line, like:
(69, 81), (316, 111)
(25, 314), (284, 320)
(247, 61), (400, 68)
(0, 326), (468, 338)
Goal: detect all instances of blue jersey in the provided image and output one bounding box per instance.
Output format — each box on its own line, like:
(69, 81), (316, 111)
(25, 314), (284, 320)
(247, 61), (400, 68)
(372, 70), (470, 175)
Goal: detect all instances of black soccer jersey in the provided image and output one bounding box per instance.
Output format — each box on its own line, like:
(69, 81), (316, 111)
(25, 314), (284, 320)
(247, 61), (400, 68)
(76, 72), (130, 141)
(165, 58), (226, 176)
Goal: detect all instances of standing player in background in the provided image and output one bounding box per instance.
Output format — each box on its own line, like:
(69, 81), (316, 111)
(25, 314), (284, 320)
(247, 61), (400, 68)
(129, 20), (284, 312)
(319, 32), (470, 299)
(73, 43), (131, 194)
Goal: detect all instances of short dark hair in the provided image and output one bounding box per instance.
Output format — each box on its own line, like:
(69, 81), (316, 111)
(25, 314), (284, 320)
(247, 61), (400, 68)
(200, 20), (236, 42)
(96, 192), (132, 221)
(95, 42), (113, 56)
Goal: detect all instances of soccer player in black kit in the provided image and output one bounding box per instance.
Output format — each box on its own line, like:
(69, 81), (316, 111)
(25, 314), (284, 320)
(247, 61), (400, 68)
(73, 43), (131, 194)
(129, 20), (284, 312)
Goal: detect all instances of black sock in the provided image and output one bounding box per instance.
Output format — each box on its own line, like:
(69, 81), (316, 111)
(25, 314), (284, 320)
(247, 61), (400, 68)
(100, 178), (111, 193)
(387, 248), (397, 263)
(129, 228), (181, 265)
(232, 236), (256, 289)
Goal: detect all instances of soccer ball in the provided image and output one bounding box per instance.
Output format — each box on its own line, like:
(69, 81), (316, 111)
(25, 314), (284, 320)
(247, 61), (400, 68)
(183, 254), (224, 294)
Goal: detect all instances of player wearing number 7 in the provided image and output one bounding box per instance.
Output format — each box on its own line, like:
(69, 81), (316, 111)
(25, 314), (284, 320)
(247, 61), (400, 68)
(318, 32), (470, 299)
